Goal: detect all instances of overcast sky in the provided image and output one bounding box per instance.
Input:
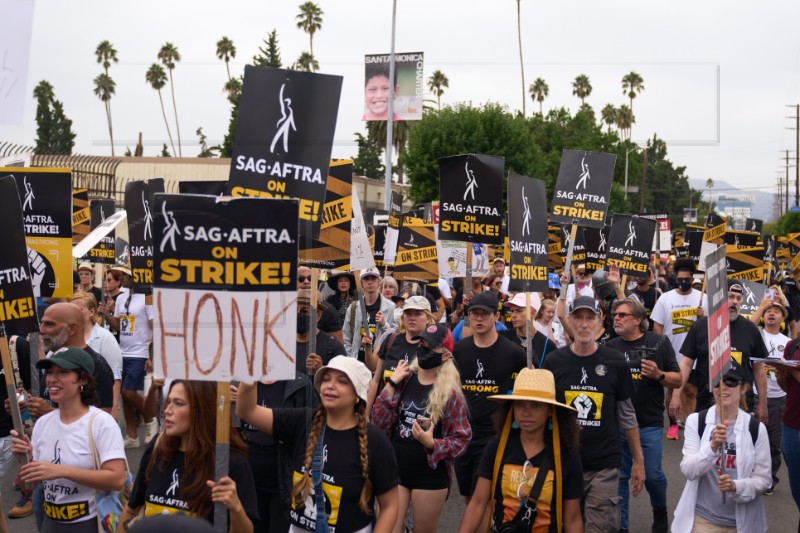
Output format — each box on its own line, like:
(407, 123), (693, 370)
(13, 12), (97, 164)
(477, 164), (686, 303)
(1, 0), (799, 197)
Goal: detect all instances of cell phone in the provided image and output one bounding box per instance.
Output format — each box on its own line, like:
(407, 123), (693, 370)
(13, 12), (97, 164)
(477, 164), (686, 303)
(417, 417), (432, 431)
(548, 273), (561, 290)
(765, 289), (776, 300)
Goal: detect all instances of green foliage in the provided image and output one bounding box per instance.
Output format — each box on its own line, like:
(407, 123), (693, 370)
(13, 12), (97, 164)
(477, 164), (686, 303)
(160, 143), (171, 157)
(220, 93), (240, 158)
(774, 213), (800, 235)
(353, 132), (385, 179)
(196, 127), (219, 158)
(253, 30), (282, 67)
(33, 81), (75, 155)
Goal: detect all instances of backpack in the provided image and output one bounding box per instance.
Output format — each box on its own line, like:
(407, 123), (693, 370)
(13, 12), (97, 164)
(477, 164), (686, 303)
(696, 407), (760, 445)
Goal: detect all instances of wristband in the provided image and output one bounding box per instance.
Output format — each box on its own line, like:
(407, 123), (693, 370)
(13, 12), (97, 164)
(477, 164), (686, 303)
(386, 378), (399, 389)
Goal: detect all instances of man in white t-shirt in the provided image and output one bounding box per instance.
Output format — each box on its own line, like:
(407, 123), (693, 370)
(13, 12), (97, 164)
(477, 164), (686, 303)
(103, 280), (155, 449)
(753, 299), (791, 494)
(437, 277), (452, 324)
(492, 257), (511, 293)
(651, 258), (707, 440)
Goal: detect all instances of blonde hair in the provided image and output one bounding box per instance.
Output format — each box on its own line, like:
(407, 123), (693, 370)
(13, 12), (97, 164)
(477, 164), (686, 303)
(396, 309), (435, 335)
(408, 356), (466, 425)
(535, 298), (555, 321)
(770, 285), (790, 308)
(70, 290), (98, 316)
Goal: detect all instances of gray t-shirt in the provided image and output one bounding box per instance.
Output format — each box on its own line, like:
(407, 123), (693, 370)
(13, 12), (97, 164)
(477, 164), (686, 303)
(695, 425), (738, 527)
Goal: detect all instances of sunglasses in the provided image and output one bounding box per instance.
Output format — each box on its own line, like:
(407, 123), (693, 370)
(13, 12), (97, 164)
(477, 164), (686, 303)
(718, 376), (742, 388)
(297, 275), (311, 283)
(612, 312), (634, 319)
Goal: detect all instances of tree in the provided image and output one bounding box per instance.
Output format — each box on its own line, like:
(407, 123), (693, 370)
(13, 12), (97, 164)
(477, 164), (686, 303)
(528, 77), (549, 115)
(93, 73), (116, 156)
(160, 143), (172, 157)
(253, 30), (282, 67)
(601, 104), (618, 133)
(220, 92), (240, 158)
(223, 77), (242, 104)
(427, 70), (449, 111)
(352, 132), (385, 179)
(215, 36), (236, 82)
(196, 127), (219, 158)
(145, 63), (176, 156)
(158, 42), (182, 156)
(367, 120), (413, 184)
(296, 2), (323, 63)
(94, 40), (118, 156)
(571, 74), (592, 106)
(515, 0), (526, 116)
(295, 52), (319, 72)
(616, 104), (633, 141)
(33, 81), (75, 155)
(621, 70), (644, 135)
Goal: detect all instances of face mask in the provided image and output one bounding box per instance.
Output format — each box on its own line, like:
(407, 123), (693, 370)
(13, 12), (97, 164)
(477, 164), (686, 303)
(676, 280), (692, 292)
(296, 313), (311, 334)
(417, 348), (443, 369)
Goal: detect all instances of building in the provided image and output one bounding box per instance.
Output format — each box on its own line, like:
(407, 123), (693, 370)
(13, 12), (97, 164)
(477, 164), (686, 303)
(703, 192), (754, 230)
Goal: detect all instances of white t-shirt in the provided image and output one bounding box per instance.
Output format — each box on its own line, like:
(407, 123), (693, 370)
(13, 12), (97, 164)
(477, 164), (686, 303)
(759, 329), (790, 399)
(88, 324), (123, 380)
(650, 289), (708, 360)
(114, 292), (154, 358)
(33, 406), (126, 523)
(438, 278), (452, 324)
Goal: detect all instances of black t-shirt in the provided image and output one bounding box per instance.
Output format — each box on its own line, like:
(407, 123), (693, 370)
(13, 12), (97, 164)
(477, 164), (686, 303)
(542, 345), (634, 471)
(318, 305), (343, 335)
(356, 299), (382, 362)
(273, 408), (399, 533)
(37, 345), (114, 410)
(499, 328), (557, 368)
(477, 433), (583, 533)
(377, 334), (421, 388)
(680, 316), (769, 410)
(626, 285), (658, 331)
(295, 332), (346, 374)
(606, 332), (680, 427)
(240, 381), (286, 493)
(391, 374), (441, 443)
(129, 438), (259, 522)
(453, 335), (527, 436)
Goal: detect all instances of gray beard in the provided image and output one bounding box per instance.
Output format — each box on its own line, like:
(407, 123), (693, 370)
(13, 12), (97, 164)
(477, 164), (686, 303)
(42, 327), (69, 352)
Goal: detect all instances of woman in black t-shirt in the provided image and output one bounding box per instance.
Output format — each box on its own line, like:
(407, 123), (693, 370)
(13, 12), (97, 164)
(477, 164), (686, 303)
(237, 356), (400, 533)
(459, 369), (583, 533)
(119, 381), (257, 532)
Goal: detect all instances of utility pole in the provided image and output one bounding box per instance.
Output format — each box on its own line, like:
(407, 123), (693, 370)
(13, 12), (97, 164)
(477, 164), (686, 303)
(786, 105), (800, 206)
(639, 148), (648, 212)
(777, 172), (784, 218)
(779, 150), (796, 213)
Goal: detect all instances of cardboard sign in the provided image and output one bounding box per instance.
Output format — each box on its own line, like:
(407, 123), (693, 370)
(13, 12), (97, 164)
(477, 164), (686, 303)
(3, 168), (72, 298)
(394, 213), (438, 281)
(706, 245), (731, 390)
(703, 213), (727, 244)
(559, 224), (586, 264)
(152, 195), (298, 382)
(605, 215), (657, 276)
(550, 150), (616, 228)
(438, 154), (504, 244)
(72, 188), (90, 244)
(737, 280), (765, 320)
(725, 245), (764, 282)
(507, 173), (548, 292)
(0, 176), (38, 334)
(436, 239), (491, 278)
(384, 190), (403, 265)
(373, 222), (386, 269)
(674, 230), (685, 249)
(548, 225), (563, 271)
(745, 218), (763, 234)
(178, 181), (228, 196)
(85, 200), (117, 264)
(125, 179), (164, 294)
(73, 210), (127, 259)
(724, 230), (759, 248)
(349, 188), (375, 271)
(583, 226), (609, 273)
(227, 66), (342, 238)
(299, 160), (353, 269)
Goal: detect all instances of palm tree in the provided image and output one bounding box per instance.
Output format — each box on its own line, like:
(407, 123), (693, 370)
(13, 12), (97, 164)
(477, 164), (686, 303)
(223, 77), (242, 104)
(367, 120), (412, 184)
(571, 74), (592, 106)
(515, 0), (526, 116)
(295, 52), (319, 72)
(158, 42), (182, 156)
(601, 104), (618, 132)
(427, 70), (449, 111)
(145, 63), (176, 156)
(622, 71), (644, 137)
(296, 2), (323, 61)
(617, 104), (634, 141)
(95, 40), (118, 156)
(216, 36), (236, 82)
(93, 73), (116, 156)
(528, 77), (549, 115)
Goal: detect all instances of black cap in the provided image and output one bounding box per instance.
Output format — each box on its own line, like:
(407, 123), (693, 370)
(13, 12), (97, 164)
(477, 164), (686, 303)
(36, 346), (95, 374)
(723, 361), (747, 384)
(412, 324), (454, 352)
(570, 296), (600, 315)
(468, 291), (498, 313)
(727, 279), (744, 294)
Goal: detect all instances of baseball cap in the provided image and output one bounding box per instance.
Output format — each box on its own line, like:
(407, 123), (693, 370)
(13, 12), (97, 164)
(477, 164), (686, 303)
(468, 291), (499, 313)
(722, 361), (747, 384)
(727, 280), (744, 294)
(504, 292), (542, 311)
(413, 324), (455, 352)
(570, 296), (600, 315)
(493, 257), (506, 265)
(314, 356), (372, 403)
(360, 267), (381, 280)
(403, 295), (431, 312)
(36, 346), (95, 374)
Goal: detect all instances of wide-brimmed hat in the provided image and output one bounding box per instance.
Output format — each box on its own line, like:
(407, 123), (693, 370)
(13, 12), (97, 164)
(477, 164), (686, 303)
(109, 264), (132, 277)
(77, 262), (94, 273)
(326, 270), (356, 292)
(314, 356), (372, 403)
(489, 368), (576, 411)
(765, 300), (789, 318)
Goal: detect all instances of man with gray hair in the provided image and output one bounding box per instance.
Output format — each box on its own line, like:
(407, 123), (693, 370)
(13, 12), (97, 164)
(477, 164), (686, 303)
(606, 297), (682, 533)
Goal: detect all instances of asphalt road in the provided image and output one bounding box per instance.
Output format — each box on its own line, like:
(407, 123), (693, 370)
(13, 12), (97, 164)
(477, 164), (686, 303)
(1, 424), (798, 532)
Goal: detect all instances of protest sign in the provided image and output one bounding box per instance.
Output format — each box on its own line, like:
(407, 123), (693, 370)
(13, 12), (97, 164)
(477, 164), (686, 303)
(72, 188), (90, 244)
(2, 168), (72, 298)
(746, 218), (764, 234)
(227, 66), (341, 238)
(550, 150), (616, 228)
(394, 212), (438, 281)
(706, 245), (731, 390)
(548, 226), (563, 271)
(559, 224), (586, 264)
(350, 188), (375, 271)
(638, 213), (670, 253)
(0, 176), (38, 333)
(583, 226), (609, 273)
(436, 240), (490, 277)
(726, 245), (764, 282)
(736, 280), (765, 319)
(125, 179), (164, 294)
(178, 181), (228, 196)
(605, 215), (657, 276)
(674, 230), (685, 249)
(86, 200), (118, 264)
(703, 213), (727, 244)
(373, 222), (386, 269)
(438, 154), (504, 244)
(384, 190), (403, 265)
(363, 52), (424, 121)
(299, 160), (353, 269)
(152, 195), (298, 382)
(724, 230), (759, 248)
(506, 173), (548, 293)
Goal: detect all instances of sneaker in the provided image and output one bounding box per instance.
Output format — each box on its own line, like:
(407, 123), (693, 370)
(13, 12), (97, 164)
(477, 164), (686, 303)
(123, 435), (140, 449)
(8, 493), (32, 519)
(652, 506), (669, 533)
(763, 486), (775, 496)
(145, 418), (159, 440)
(666, 424), (679, 440)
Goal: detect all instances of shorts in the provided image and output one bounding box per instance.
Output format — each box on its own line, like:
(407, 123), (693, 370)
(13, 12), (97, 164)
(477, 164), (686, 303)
(122, 357), (147, 391)
(455, 434), (492, 497)
(394, 440), (448, 490)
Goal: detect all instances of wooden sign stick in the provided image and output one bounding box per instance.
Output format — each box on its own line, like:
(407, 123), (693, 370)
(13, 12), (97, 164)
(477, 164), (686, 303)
(464, 244), (474, 330)
(214, 381), (231, 533)
(308, 268), (318, 363)
(525, 291), (533, 368)
(562, 223), (580, 283)
(0, 331), (30, 481)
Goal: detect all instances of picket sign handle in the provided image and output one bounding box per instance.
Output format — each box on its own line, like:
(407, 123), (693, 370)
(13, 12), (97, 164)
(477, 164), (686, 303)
(525, 291), (533, 368)
(309, 269), (318, 359)
(621, 274), (628, 294)
(0, 332), (30, 488)
(214, 381), (230, 533)
(562, 222), (580, 282)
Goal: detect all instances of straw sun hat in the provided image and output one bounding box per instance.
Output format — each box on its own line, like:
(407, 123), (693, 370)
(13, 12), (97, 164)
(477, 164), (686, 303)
(489, 368), (575, 411)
